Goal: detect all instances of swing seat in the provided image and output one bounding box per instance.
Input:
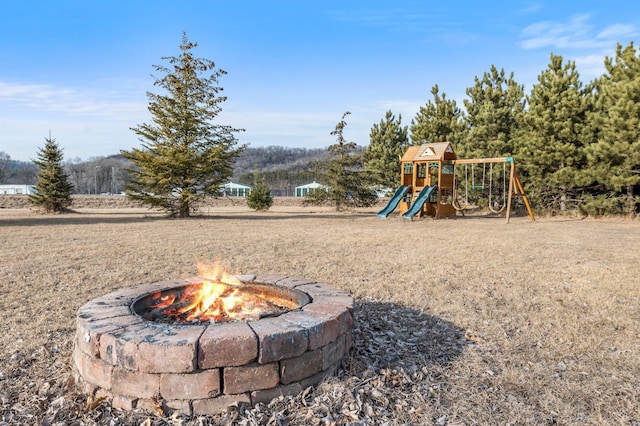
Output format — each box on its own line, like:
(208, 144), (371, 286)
(452, 197), (467, 212)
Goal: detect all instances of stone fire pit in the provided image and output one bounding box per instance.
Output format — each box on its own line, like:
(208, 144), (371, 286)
(73, 275), (354, 416)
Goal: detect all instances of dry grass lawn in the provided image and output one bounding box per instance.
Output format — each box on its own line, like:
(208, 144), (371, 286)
(0, 201), (639, 425)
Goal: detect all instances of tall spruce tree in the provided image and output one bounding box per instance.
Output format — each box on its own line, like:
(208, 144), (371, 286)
(410, 85), (466, 146)
(304, 112), (377, 211)
(461, 65), (525, 159)
(122, 33), (245, 217)
(29, 136), (73, 212)
(514, 54), (590, 212)
(363, 110), (408, 189)
(583, 42), (640, 216)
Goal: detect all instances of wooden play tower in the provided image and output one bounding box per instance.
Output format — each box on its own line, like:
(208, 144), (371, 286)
(376, 142), (534, 223)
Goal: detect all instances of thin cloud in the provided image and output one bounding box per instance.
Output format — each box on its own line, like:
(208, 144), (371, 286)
(597, 23), (638, 40)
(327, 7), (475, 45)
(518, 13), (639, 80)
(329, 9), (440, 31)
(0, 81), (147, 120)
(519, 14), (638, 50)
(520, 14), (596, 49)
(517, 3), (543, 15)
(571, 54), (610, 79)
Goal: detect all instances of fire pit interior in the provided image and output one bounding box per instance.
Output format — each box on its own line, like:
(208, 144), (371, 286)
(133, 279), (310, 324)
(73, 272), (354, 417)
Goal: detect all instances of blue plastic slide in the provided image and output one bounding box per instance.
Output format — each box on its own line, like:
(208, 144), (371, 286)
(376, 186), (409, 219)
(401, 185), (437, 221)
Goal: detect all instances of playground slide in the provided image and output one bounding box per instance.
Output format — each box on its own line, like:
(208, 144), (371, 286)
(376, 186), (409, 219)
(401, 185), (437, 221)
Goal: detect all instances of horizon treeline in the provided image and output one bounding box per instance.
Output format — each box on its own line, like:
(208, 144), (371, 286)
(0, 147), (331, 196)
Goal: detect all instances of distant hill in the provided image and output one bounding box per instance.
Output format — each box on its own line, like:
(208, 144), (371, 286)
(232, 146), (329, 179)
(232, 145), (371, 196)
(0, 157), (38, 185)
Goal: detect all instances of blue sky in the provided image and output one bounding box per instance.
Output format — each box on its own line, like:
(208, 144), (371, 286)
(1, 1), (638, 162)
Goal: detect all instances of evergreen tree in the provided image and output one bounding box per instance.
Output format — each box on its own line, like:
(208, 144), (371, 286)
(582, 42), (640, 216)
(246, 167), (273, 211)
(122, 33), (245, 217)
(514, 54), (590, 212)
(410, 85), (466, 146)
(304, 112), (378, 211)
(363, 110), (408, 189)
(461, 65), (525, 159)
(29, 136), (73, 212)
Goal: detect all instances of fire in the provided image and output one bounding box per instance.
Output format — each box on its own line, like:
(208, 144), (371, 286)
(145, 261), (296, 323)
(195, 260), (244, 287)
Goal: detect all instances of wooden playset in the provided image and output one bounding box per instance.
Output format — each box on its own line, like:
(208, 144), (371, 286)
(377, 142), (534, 223)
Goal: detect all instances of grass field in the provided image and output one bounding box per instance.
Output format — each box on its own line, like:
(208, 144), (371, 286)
(0, 203), (638, 425)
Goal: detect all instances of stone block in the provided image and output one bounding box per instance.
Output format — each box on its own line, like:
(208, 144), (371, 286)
(73, 348), (112, 390)
(223, 362), (279, 394)
(76, 315), (144, 358)
(198, 322), (258, 369)
(295, 283), (351, 298)
(251, 382), (303, 405)
(136, 324), (206, 373)
(282, 310), (340, 350)
(160, 369), (221, 400)
(111, 367), (160, 399)
(249, 316), (308, 363)
(303, 300), (353, 335)
(322, 333), (347, 371)
(252, 275), (287, 284)
(280, 349), (322, 385)
(99, 322), (162, 371)
(275, 277), (317, 289)
(191, 393), (251, 416)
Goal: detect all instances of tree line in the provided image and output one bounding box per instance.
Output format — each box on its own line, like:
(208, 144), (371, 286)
(364, 43), (640, 216)
(0, 147), (327, 196)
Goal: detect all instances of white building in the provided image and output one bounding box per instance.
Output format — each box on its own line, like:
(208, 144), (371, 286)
(223, 182), (252, 197)
(295, 181), (325, 197)
(0, 184), (36, 195)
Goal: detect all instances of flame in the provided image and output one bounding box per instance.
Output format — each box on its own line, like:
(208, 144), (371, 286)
(146, 261), (291, 323)
(195, 260), (243, 287)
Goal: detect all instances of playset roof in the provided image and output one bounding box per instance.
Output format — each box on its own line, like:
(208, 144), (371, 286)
(400, 142), (456, 162)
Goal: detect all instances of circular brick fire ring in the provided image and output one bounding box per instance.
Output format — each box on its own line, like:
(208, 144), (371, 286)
(73, 275), (354, 416)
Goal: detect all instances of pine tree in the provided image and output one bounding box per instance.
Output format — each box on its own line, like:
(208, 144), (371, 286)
(304, 112), (378, 211)
(246, 167), (273, 211)
(582, 42), (640, 216)
(363, 110), (408, 189)
(122, 33), (245, 217)
(514, 54), (590, 212)
(29, 136), (73, 212)
(410, 85), (466, 146)
(461, 65), (525, 159)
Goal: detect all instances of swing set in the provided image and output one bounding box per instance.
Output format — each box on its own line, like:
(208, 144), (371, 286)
(451, 157), (535, 222)
(377, 142), (535, 223)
